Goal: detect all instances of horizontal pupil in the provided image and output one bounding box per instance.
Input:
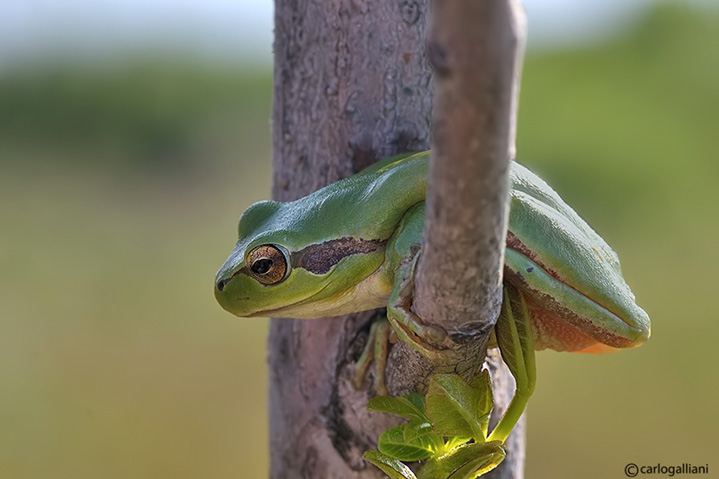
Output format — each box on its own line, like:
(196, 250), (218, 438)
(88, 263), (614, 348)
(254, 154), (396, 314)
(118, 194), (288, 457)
(253, 258), (273, 274)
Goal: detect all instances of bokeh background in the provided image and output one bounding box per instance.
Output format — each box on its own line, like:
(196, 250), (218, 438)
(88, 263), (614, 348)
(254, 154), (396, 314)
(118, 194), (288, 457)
(2, 1), (717, 478)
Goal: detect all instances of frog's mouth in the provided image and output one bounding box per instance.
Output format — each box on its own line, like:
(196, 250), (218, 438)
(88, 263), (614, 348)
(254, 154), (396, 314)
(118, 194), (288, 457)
(244, 261), (389, 319)
(504, 236), (650, 352)
(243, 282), (335, 319)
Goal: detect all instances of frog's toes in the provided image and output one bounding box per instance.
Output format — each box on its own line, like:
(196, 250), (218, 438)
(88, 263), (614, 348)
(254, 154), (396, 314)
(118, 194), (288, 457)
(420, 323), (448, 343)
(352, 319), (392, 395)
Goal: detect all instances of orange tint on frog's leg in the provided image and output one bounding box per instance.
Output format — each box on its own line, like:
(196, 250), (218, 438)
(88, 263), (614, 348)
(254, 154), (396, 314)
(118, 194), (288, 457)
(577, 343), (619, 354)
(529, 305), (620, 355)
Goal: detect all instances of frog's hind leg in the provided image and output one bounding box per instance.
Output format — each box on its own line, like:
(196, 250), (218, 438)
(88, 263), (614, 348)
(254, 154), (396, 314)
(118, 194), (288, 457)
(488, 282), (537, 442)
(353, 318), (393, 396)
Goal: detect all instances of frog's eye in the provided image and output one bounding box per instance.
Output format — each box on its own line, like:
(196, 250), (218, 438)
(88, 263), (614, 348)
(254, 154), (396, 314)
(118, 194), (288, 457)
(247, 245), (288, 285)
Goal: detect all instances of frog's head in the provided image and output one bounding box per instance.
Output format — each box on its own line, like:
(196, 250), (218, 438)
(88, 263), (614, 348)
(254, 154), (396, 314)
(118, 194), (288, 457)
(214, 200), (389, 319)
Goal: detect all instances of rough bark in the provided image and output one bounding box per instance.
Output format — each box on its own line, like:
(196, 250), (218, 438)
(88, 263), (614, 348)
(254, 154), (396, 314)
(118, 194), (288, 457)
(270, 1), (432, 478)
(416, 0), (523, 338)
(269, 0), (526, 478)
(414, 2), (527, 478)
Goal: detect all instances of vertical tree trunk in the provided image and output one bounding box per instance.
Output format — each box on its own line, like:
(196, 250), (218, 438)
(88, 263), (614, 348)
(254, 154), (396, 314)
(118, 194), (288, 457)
(270, 2), (432, 477)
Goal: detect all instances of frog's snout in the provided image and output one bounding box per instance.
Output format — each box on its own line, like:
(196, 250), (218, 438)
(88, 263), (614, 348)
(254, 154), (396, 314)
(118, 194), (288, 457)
(626, 305), (651, 347)
(216, 277), (230, 292)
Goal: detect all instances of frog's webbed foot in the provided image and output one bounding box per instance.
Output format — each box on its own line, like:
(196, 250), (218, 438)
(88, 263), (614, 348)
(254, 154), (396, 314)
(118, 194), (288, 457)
(386, 256), (454, 362)
(351, 281), (454, 396)
(353, 318), (394, 396)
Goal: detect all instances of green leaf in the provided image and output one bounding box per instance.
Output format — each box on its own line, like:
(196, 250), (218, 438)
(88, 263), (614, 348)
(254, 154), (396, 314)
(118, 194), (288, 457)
(447, 449), (506, 479)
(368, 395), (429, 422)
(469, 370), (494, 438)
(378, 425), (436, 462)
(404, 421), (446, 453)
(404, 394), (427, 414)
(402, 420), (434, 442)
(442, 435), (472, 453)
(425, 374), (489, 441)
(364, 450), (418, 479)
(417, 442), (506, 479)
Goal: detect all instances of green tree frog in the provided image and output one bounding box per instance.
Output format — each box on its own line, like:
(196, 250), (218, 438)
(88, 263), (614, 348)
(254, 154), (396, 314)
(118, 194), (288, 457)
(214, 151), (650, 443)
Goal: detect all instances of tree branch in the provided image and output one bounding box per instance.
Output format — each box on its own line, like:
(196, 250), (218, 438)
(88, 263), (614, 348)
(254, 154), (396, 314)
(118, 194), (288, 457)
(417, 0), (523, 349)
(414, 1), (527, 477)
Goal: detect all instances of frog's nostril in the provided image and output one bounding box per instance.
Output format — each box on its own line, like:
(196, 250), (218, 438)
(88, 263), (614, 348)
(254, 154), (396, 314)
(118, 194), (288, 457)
(216, 278), (230, 292)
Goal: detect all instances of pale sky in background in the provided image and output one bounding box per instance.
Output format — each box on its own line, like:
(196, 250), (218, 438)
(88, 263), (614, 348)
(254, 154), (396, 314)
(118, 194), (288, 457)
(0, 0), (708, 70)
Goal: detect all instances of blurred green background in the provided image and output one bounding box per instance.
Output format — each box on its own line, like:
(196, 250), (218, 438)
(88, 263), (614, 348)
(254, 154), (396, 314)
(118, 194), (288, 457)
(2, 2), (717, 478)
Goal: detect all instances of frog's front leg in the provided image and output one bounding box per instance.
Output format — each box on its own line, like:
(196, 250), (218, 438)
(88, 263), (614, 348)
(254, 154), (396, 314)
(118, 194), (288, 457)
(385, 253), (454, 362)
(352, 203), (452, 394)
(384, 202), (455, 363)
(351, 260), (452, 395)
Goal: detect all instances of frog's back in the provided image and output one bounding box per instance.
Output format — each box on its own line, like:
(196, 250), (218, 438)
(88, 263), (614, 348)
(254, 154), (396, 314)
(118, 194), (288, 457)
(245, 152), (430, 251)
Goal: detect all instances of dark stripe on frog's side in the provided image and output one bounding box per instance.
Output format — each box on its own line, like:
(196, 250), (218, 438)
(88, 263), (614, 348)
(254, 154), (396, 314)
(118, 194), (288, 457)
(506, 231), (628, 328)
(506, 231), (562, 282)
(504, 266), (632, 348)
(291, 237), (387, 274)
(504, 232), (633, 349)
